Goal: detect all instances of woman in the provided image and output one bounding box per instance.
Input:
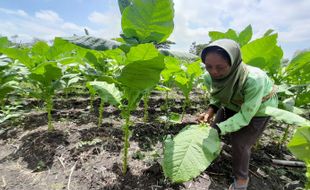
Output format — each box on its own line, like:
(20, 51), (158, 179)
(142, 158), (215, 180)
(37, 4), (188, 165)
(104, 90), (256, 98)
(197, 39), (278, 190)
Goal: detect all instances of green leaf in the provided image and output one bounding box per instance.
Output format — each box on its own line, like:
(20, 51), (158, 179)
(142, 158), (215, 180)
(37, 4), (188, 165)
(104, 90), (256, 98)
(85, 51), (99, 65)
(263, 106), (310, 126)
(276, 84), (294, 96)
(0, 48), (34, 68)
(155, 85), (171, 92)
(282, 97), (295, 110)
(288, 126), (310, 162)
(209, 25), (253, 47)
(173, 61), (203, 99)
(0, 55), (11, 68)
(118, 0), (132, 14)
(161, 56), (181, 82)
(86, 82), (96, 96)
(0, 37), (9, 49)
(48, 38), (94, 66)
(61, 36), (121, 51)
(84, 51), (108, 72)
(98, 75), (119, 84)
(0, 81), (18, 100)
(121, 0), (174, 43)
(123, 87), (141, 110)
(241, 34), (283, 75)
(67, 78), (80, 87)
(47, 37), (80, 60)
(238, 25), (252, 47)
(0, 112), (20, 124)
(174, 74), (189, 85)
(168, 112), (182, 123)
(288, 126), (310, 189)
(263, 29), (274, 37)
(280, 97), (306, 115)
(103, 48), (126, 65)
(187, 61), (203, 77)
(158, 112), (182, 123)
(296, 91), (310, 106)
(29, 62), (62, 85)
(285, 51), (310, 85)
(174, 73), (191, 98)
(163, 124), (221, 183)
(88, 81), (122, 106)
(32, 41), (50, 56)
(118, 54), (165, 90)
(209, 29), (238, 42)
(159, 49), (198, 62)
(126, 43), (159, 63)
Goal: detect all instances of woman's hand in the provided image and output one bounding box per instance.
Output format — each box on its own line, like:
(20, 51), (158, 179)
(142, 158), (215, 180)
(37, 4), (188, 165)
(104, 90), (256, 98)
(196, 107), (215, 124)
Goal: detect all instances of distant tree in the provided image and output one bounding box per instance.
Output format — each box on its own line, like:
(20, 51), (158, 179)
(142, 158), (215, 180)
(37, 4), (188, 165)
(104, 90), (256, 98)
(31, 37), (46, 44)
(155, 40), (175, 50)
(84, 28), (89, 35)
(189, 41), (208, 56)
(281, 58), (290, 67)
(11, 34), (18, 43)
(292, 48), (310, 58)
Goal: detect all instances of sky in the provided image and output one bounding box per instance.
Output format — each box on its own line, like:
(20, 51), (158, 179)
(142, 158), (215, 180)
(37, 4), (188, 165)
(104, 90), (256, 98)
(0, 0), (309, 59)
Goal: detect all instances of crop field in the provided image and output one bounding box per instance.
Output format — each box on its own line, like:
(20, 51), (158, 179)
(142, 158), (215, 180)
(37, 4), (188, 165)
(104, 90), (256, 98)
(0, 0), (309, 190)
(0, 89), (307, 189)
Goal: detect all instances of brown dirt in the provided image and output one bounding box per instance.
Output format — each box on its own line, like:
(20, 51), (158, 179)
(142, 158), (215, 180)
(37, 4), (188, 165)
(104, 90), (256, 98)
(0, 90), (307, 190)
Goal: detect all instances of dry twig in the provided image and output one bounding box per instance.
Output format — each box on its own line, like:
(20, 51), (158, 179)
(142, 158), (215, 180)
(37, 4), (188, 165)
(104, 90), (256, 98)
(1, 176), (6, 188)
(67, 161), (77, 190)
(57, 156), (66, 169)
(272, 159), (305, 167)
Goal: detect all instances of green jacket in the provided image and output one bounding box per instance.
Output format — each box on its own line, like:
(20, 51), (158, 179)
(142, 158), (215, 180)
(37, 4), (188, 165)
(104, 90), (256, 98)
(205, 65), (278, 135)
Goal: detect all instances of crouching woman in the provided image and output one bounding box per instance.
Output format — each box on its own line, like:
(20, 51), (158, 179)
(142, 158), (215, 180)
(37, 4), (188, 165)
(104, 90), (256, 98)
(198, 39), (278, 190)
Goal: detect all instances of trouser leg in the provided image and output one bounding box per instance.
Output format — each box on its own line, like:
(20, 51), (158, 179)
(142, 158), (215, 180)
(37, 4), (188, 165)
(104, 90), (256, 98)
(231, 117), (270, 179)
(211, 107), (271, 179)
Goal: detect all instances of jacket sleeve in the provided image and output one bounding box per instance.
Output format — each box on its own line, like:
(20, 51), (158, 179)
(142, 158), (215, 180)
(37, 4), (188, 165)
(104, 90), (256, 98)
(217, 77), (265, 135)
(209, 97), (221, 111)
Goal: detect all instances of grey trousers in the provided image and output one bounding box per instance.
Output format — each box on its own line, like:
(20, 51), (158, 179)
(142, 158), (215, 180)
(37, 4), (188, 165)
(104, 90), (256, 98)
(211, 107), (270, 179)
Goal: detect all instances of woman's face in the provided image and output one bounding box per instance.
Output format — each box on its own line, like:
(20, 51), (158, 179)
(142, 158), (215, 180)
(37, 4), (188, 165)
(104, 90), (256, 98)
(204, 52), (231, 79)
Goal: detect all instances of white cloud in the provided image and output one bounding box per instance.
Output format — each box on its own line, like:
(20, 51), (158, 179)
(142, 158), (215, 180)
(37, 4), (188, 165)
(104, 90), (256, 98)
(0, 5), (123, 45)
(61, 22), (83, 31)
(0, 8), (28, 17)
(89, 11), (113, 25)
(280, 19), (310, 42)
(87, 9), (122, 39)
(0, 0), (308, 58)
(0, 8), (98, 43)
(169, 0), (310, 57)
(35, 10), (63, 23)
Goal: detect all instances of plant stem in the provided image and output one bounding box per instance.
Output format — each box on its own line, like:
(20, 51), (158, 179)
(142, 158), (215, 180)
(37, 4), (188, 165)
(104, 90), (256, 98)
(143, 92), (150, 123)
(306, 162), (310, 189)
(90, 92), (95, 113)
(64, 87), (69, 100)
(64, 88), (70, 121)
(164, 91), (170, 130)
(0, 100), (4, 111)
(46, 96), (54, 131)
(279, 124), (291, 148)
(165, 91), (169, 113)
(122, 108), (130, 175)
(98, 98), (104, 127)
(181, 96), (189, 120)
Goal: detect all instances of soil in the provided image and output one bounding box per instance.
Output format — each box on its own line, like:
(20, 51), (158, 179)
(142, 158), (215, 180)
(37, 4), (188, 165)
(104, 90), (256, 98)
(0, 89), (307, 190)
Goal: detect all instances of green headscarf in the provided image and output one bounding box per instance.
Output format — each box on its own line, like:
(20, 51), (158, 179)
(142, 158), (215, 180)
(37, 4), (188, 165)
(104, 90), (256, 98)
(201, 39), (249, 105)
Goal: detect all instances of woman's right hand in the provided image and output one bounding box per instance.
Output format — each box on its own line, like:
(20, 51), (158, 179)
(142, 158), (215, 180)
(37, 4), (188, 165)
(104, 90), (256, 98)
(196, 107), (215, 124)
